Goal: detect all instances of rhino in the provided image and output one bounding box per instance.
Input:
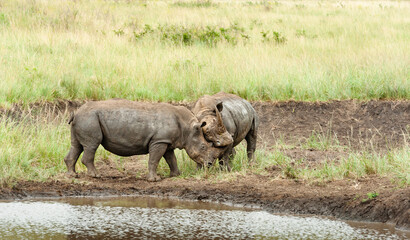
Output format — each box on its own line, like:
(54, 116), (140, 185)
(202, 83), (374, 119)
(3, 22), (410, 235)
(64, 99), (218, 182)
(192, 92), (259, 170)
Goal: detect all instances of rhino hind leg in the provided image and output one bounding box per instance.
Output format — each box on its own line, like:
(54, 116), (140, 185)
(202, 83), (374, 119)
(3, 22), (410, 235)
(73, 114), (103, 178)
(64, 144), (83, 177)
(64, 129), (84, 177)
(147, 143), (168, 182)
(164, 150), (180, 177)
(245, 123), (257, 162)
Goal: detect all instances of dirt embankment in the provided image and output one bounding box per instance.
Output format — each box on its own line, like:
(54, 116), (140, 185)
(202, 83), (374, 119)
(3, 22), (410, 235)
(0, 100), (409, 229)
(254, 100), (410, 149)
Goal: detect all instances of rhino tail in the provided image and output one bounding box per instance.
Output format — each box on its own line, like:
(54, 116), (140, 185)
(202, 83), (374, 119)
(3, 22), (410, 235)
(68, 113), (74, 124)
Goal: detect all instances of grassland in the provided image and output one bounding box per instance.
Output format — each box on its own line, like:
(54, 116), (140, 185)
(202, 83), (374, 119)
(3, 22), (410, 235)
(0, 0), (409, 186)
(0, 0), (409, 107)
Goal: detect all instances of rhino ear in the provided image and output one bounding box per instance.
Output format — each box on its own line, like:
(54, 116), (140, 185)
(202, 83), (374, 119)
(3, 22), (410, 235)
(193, 122), (206, 131)
(216, 102), (223, 112)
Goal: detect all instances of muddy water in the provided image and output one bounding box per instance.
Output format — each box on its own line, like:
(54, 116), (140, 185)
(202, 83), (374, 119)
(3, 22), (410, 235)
(0, 196), (408, 240)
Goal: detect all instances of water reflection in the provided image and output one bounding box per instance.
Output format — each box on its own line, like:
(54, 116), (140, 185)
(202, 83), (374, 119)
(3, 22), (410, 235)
(60, 196), (247, 210)
(0, 196), (407, 240)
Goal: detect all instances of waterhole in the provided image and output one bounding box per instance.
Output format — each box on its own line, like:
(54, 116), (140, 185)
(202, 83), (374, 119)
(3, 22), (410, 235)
(0, 196), (408, 239)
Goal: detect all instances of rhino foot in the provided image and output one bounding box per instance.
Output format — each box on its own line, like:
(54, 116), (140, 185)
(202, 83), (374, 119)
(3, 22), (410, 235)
(170, 170), (181, 177)
(87, 172), (101, 178)
(65, 172), (79, 178)
(147, 175), (162, 182)
(219, 163), (232, 172)
(196, 163), (204, 170)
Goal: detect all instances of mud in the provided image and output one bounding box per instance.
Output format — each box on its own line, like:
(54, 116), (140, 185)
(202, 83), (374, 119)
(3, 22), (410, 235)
(0, 100), (409, 230)
(254, 100), (410, 150)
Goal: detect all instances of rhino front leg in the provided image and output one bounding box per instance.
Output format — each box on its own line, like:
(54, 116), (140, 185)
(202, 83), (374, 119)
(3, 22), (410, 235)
(164, 150), (181, 177)
(196, 163), (203, 170)
(81, 147), (100, 178)
(219, 146), (234, 172)
(147, 143), (168, 182)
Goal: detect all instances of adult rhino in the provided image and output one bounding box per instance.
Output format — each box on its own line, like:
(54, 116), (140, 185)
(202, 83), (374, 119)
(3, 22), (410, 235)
(64, 99), (218, 182)
(192, 92), (259, 170)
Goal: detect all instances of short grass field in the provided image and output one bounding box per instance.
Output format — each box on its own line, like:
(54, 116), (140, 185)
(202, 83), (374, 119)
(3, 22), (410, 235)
(0, 0), (409, 186)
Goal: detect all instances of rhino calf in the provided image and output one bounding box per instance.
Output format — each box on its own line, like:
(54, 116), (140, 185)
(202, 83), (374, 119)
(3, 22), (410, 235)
(192, 92), (259, 170)
(64, 99), (216, 182)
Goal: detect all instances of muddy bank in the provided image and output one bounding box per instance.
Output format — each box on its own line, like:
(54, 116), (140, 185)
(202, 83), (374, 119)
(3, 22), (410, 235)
(0, 100), (409, 229)
(0, 173), (409, 230)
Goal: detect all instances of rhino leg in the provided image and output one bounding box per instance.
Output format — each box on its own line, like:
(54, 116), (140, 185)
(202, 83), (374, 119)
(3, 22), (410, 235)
(219, 145), (234, 171)
(164, 150), (180, 177)
(196, 163), (203, 170)
(64, 129), (83, 177)
(81, 147), (100, 178)
(245, 125), (257, 162)
(231, 148), (237, 158)
(64, 145), (83, 177)
(147, 143), (168, 182)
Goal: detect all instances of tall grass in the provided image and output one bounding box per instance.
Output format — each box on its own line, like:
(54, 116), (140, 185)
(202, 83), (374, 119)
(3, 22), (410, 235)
(0, 0), (409, 107)
(0, 116), (69, 186)
(0, 112), (120, 186)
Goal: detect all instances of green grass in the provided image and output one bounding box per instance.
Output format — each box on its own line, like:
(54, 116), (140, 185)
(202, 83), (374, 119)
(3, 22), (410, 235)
(0, 115), (70, 187)
(361, 192), (379, 202)
(158, 144), (410, 186)
(302, 129), (342, 151)
(0, 0), (409, 107)
(302, 148), (410, 186)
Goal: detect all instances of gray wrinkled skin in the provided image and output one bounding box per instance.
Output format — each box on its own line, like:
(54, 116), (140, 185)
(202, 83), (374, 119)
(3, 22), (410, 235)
(192, 92), (259, 170)
(64, 99), (216, 182)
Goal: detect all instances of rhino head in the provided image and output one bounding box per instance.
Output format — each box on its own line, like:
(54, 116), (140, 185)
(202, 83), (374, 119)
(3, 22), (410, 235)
(192, 96), (234, 147)
(184, 121), (222, 167)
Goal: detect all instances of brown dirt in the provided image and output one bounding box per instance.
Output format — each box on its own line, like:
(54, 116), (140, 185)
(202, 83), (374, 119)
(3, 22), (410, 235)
(254, 100), (410, 150)
(0, 100), (409, 230)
